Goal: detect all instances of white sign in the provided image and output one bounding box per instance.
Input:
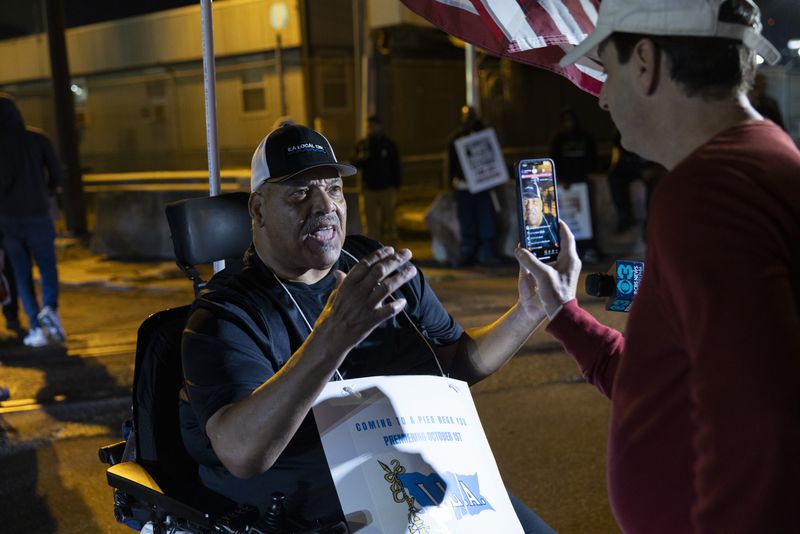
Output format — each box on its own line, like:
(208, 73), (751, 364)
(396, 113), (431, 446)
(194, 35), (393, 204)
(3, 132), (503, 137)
(557, 183), (593, 240)
(312, 375), (523, 534)
(454, 128), (510, 193)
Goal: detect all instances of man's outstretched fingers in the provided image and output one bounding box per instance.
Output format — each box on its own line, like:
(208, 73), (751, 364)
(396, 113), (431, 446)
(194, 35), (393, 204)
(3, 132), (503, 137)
(349, 247), (396, 283)
(362, 248), (412, 289)
(368, 263), (417, 306)
(385, 298), (408, 318)
(365, 297), (408, 327)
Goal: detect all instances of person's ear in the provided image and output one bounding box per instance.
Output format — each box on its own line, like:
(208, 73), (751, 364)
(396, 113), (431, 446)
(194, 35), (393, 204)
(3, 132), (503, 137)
(249, 191), (266, 228)
(632, 38), (661, 96)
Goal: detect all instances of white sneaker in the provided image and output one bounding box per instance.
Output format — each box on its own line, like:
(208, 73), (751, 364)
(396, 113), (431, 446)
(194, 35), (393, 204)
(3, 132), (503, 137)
(37, 306), (66, 343)
(23, 327), (48, 347)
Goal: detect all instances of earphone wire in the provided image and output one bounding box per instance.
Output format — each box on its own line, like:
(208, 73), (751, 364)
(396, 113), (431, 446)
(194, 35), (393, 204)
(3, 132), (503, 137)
(340, 249), (447, 378)
(268, 268), (345, 381)
(264, 248), (447, 381)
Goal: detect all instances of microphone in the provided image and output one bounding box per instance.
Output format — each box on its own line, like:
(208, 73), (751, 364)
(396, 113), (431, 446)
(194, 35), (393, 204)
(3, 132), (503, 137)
(585, 259), (645, 312)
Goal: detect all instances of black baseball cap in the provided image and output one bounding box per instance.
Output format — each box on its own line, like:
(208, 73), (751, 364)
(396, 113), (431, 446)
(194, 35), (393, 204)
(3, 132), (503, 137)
(250, 124), (357, 191)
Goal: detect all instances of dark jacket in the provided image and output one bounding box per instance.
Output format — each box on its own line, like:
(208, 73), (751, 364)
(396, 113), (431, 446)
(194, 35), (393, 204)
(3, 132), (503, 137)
(353, 134), (401, 190)
(550, 128), (596, 183)
(0, 96), (63, 217)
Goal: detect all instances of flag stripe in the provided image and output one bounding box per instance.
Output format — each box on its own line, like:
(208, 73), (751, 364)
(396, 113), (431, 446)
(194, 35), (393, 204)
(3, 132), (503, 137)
(476, 0), (544, 48)
(400, 0), (603, 95)
(435, 0), (480, 15)
(577, 0), (599, 26)
(539, 0), (588, 44)
(469, 0), (519, 44)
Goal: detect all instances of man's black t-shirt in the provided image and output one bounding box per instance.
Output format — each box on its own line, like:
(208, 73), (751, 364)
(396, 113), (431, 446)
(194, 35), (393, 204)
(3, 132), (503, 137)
(179, 236), (464, 522)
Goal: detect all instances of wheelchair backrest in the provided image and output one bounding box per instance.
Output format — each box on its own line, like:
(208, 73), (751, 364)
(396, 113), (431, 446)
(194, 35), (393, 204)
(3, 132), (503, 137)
(165, 192), (252, 294)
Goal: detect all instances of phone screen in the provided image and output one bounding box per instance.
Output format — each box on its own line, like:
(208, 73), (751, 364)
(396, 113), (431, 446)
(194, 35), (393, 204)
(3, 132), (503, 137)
(516, 158), (561, 262)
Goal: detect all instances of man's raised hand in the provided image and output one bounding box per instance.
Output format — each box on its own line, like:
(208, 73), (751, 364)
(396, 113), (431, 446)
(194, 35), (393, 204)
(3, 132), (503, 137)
(316, 247), (417, 354)
(515, 221), (582, 319)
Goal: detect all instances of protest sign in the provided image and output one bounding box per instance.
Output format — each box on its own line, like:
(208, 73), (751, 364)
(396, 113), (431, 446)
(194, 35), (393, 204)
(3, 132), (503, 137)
(453, 128), (509, 193)
(313, 375), (523, 533)
(557, 182), (593, 240)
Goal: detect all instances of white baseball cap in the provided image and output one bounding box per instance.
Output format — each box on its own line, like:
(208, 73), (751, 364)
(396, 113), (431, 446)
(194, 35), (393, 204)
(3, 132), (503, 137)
(560, 0), (780, 68)
(250, 124), (356, 192)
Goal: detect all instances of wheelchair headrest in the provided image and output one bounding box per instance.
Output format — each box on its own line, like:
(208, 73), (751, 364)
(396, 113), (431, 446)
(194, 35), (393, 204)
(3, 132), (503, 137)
(165, 192), (252, 267)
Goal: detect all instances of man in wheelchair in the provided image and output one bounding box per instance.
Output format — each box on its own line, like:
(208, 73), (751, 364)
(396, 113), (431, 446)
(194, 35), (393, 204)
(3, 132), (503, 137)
(110, 124), (557, 533)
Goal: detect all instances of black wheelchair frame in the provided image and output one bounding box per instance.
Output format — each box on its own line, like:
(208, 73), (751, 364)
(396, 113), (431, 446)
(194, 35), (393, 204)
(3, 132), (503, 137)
(97, 192), (345, 533)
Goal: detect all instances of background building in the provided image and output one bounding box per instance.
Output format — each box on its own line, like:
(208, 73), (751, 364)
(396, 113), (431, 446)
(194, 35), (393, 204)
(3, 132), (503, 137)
(0, 0), (614, 174)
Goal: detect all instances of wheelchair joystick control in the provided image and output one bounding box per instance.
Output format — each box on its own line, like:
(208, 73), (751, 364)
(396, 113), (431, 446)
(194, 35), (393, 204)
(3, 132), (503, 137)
(263, 492), (287, 533)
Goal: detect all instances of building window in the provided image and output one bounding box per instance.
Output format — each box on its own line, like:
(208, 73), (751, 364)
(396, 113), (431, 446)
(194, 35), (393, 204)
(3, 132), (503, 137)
(145, 79), (167, 123)
(316, 61), (352, 113)
(241, 69), (266, 113)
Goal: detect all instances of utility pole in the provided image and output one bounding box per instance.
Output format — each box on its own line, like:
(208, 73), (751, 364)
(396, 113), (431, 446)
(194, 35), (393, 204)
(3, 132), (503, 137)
(270, 2), (289, 116)
(352, 0), (367, 141)
(45, 0), (87, 235)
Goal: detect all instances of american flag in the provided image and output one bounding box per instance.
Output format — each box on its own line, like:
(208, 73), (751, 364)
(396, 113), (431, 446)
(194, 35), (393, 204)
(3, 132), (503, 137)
(400, 0), (605, 95)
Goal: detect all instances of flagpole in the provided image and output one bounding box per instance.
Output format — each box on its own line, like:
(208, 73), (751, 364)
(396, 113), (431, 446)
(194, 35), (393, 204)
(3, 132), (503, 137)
(465, 43), (480, 116)
(200, 0), (225, 273)
(465, 42), (499, 212)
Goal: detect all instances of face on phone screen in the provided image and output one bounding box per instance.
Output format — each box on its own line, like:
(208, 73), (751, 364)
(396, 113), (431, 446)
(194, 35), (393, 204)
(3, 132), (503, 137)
(517, 159), (560, 261)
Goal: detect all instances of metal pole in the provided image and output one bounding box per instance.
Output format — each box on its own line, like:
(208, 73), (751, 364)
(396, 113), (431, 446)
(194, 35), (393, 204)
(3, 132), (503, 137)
(465, 43), (480, 116)
(352, 0), (365, 140)
(200, 0), (221, 197)
(465, 43), (497, 212)
(360, 0), (371, 132)
(199, 0), (224, 272)
(276, 32), (287, 116)
(298, 0), (316, 127)
(45, 0), (87, 235)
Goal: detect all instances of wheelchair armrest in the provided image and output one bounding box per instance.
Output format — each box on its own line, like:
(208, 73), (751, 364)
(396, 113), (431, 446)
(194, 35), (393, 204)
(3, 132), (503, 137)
(98, 441), (127, 466)
(107, 461), (164, 495)
(107, 462), (259, 530)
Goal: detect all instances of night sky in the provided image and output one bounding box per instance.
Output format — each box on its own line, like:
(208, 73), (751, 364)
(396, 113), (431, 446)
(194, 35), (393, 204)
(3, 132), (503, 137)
(0, 0), (197, 38)
(0, 0), (798, 60)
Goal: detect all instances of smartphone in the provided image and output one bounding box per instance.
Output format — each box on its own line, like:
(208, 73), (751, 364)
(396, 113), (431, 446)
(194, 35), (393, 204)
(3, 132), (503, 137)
(515, 158), (561, 262)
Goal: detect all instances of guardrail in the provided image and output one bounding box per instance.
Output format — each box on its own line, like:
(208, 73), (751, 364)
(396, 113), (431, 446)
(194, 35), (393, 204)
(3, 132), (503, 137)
(82, 170), (250, 193)
(84, 169), (364, 259)
(82, 169), (364, 194)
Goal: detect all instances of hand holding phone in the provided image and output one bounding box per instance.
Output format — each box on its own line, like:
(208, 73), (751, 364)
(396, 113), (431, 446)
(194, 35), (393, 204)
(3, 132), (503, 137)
(516, 158), (561, 262)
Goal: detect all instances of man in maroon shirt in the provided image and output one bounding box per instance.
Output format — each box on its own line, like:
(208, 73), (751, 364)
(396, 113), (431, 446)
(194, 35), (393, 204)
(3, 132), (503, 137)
(515, 1), (800, 533)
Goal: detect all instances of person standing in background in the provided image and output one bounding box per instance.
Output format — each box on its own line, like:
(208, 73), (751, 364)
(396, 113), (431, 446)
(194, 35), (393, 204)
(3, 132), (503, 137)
(353, 116), (401, 244)
(748, 73), (784, 129)
(607, 131), (644, 234)
(550, 108), (603, 263)
(0, 231), (23, 339)
(448, 106), (501, 267)
(0, 94), (66, 347)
